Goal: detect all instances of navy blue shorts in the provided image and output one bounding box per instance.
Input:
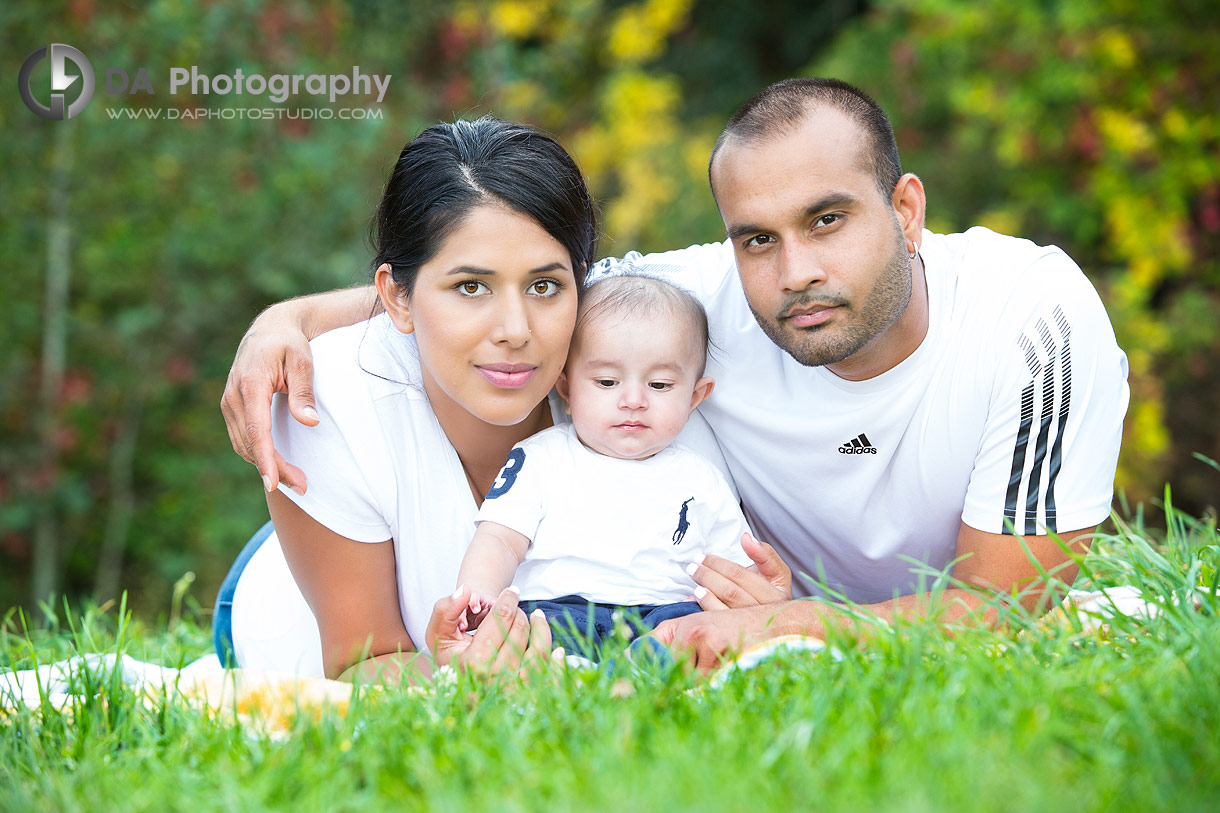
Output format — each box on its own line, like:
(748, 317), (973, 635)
(524, 594), (700, 660)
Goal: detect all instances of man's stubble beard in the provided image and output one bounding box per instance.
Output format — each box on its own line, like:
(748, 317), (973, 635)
(747, 225), (912, 368)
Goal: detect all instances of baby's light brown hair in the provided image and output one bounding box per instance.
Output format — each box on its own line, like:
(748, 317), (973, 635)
(571, 275), (711, 376)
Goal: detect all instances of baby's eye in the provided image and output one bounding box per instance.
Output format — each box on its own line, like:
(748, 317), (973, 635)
(649, 381), (674, 391)
(594, 379), (617, 388)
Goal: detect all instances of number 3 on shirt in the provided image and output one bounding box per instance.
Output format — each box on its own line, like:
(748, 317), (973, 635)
(485, 448), (525, 499)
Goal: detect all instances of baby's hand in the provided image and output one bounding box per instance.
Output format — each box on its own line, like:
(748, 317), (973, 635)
(458, 589), (493, 633)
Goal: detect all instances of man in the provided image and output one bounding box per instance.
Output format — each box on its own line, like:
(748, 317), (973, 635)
(222, 79), (1129, 670)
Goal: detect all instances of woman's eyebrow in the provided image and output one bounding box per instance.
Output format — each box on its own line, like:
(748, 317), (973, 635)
(446, 262), (569, 276)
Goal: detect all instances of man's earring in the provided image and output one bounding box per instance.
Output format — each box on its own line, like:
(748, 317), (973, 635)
(907, 241), (919, 260)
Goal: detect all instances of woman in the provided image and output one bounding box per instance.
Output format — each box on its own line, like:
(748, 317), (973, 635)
(213, 117), (599, 681)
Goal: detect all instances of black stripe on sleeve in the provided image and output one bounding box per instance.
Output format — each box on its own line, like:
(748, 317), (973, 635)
(1043, 307), (1073, 532)
(1024, 320), (1060, 534)
(1003, 336), (1041, 534)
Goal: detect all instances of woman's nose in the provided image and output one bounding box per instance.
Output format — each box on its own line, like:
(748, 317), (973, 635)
(491, 295), (531, 348)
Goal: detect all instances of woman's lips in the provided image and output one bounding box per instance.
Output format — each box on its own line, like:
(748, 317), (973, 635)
(477, 363), (537, 389)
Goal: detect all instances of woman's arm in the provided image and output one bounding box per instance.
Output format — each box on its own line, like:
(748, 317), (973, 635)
(221, 285), (378, 494)
(267, 489), (414, 680)
(267, 491), (554, 681)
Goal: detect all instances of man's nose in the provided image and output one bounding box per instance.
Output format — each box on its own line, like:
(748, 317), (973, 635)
(776, 240), (829, 293)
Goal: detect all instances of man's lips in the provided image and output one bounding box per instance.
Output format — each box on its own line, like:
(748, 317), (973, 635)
(784, 303), (839, 328)
(476, 363), (537, 389)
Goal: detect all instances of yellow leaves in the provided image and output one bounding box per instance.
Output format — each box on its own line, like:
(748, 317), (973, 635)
(603, 71), (680, 149)
(1161, 108), (1189, 141)
(1115, 398), (1170, 493)
(451, 2), (484, 38)
(1104, 192), (1190, 285)
(1096, 107), (1155, 158)
(490, 0), (549, 40)
(570, 70), (692, 246)
(501, 80), (543, 117)
(1095, 28), (1136, 70)
(607, 0), (694, 65)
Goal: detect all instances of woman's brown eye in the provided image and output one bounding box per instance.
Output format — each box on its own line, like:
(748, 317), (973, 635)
(463, 282), (481, 294)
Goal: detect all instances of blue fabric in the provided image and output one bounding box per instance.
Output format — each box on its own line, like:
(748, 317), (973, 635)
(524, 594), (700, 660)
(212, 520), (275, 667)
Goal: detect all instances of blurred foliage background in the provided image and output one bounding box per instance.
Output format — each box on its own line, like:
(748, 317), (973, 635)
(2, 0), (1217, 618)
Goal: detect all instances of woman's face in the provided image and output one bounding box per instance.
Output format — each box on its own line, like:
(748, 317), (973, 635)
(386, 204), (578, 427)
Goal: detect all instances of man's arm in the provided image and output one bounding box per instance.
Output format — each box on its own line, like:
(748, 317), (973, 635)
(656, 521), (1095, 672)
(220, 285), (378, 493)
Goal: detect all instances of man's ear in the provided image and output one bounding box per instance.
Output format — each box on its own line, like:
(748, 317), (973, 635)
(891, 173), (927, 251)
(374, 263), (414, 334)
(555, 370), (572, 414)
(689, 376), (715, 412)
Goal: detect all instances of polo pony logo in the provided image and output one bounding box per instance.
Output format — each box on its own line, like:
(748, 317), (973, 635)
(672, 497), (694, 545)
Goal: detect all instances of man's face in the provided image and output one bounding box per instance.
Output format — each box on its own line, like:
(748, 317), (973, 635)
(711, 106), (915, 380)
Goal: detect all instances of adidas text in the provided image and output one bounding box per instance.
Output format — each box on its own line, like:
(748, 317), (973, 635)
(838, 445), (878, 454)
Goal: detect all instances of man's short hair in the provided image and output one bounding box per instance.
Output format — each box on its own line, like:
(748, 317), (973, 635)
(709, 77), (903, 201)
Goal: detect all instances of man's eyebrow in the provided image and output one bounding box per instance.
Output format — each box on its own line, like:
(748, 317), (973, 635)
(802, 192), (859, 219)
(446, 262), (569, 276)
(725, 192), (861, 241)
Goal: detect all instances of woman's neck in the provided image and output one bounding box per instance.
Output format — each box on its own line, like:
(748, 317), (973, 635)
(423, 377), (554, 504)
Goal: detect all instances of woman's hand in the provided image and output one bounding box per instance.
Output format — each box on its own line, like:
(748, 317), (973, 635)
(220, 286), (378, 494)
(427, 585), (553, 678)
(220, 302), (319, 495)
(689, 531), (793, 609)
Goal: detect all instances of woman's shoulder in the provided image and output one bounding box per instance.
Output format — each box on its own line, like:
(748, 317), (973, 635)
(308, 314), (423, 404)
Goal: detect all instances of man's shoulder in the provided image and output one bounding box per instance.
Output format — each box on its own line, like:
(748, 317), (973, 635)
(587, 240), (737, 303)
(931, 227), (1091, 292)
(930, 227), (1105, 335)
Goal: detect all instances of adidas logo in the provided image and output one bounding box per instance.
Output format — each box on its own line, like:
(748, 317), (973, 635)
(838, 433), (877, 455)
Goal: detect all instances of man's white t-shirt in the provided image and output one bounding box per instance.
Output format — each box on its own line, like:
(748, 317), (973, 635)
(476, 424), (753, 605)
(589, 227), (1130, 603)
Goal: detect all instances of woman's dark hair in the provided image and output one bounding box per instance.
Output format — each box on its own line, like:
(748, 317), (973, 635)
(371, 116), (599, 296)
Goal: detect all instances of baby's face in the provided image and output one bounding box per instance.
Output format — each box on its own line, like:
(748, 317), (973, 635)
(559, 313), (712, 460)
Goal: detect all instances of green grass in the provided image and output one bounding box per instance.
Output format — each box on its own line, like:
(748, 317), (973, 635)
(3, 499), (1218, 812)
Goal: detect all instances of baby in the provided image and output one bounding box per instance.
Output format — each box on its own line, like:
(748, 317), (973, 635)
(455, 275), (753, 659)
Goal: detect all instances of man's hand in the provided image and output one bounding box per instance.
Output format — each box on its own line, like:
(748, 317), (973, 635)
(689, 532), (793, 610)
(220, 306), (319, 494)
(651, 603), (787, 673)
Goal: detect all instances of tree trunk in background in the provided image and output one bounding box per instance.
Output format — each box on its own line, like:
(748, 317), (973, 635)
(93, 352), (145, 604)
(31, 124), (73, 609)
